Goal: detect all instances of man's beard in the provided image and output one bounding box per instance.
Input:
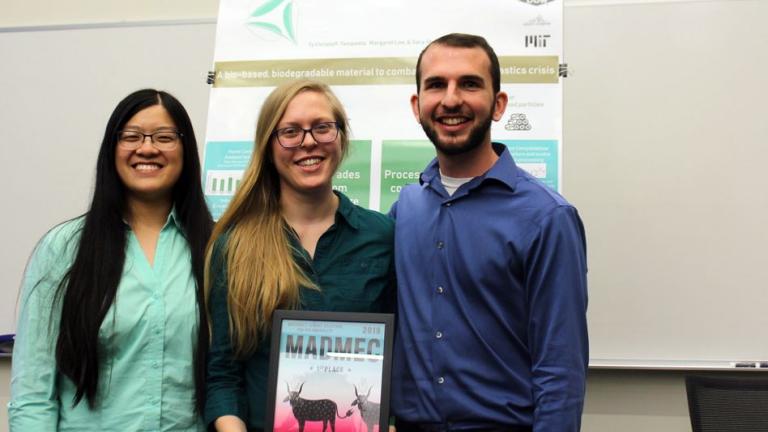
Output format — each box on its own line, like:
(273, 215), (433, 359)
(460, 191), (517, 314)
(421, 112), (492, 156)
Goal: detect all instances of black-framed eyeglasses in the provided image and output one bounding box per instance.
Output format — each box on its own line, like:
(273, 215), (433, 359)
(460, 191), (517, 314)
(117, 130), (183, 151)
(273, 122), (339, 148)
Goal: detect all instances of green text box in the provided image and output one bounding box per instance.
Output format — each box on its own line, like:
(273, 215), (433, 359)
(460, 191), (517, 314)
(379, 140), (435, 212)
(333, 140), (372, 208)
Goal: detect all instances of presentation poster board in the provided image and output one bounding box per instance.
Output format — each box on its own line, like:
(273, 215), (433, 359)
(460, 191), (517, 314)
(203, 0), (563, 217)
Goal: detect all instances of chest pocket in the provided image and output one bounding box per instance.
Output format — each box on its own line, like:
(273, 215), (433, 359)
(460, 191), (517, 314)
(306, 255), (391, 312)
(328, 256), (387, 276)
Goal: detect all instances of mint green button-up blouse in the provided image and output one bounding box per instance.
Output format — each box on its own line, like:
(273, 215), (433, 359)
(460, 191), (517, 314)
(8, 213), (204, 431)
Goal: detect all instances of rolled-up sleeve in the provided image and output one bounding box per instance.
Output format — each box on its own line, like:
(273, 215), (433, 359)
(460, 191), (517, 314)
(204, 237), (246, 427)
(526, 205), (589, 432)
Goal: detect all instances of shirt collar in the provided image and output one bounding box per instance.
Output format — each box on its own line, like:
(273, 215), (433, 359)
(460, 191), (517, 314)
(419, 142), (519, 192)
(334, 191), (360, 230)
(121, 207), (180, 230)
(166, 207), (181, 229)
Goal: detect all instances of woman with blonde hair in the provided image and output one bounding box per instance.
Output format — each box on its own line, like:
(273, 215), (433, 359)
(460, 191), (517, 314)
(204, 80), (394, 431)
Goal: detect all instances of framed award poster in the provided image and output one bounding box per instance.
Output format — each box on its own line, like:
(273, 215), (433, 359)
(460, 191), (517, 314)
(265, 310), (394, 432)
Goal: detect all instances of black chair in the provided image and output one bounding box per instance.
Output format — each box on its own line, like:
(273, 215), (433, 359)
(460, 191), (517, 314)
(686, 374), (768, 432)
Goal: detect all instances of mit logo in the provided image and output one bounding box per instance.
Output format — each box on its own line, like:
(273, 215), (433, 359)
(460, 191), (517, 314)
(525, 34), (550, 48)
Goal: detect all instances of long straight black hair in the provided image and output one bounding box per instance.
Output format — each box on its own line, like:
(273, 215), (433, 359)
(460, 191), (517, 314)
(54, 89), (212, 411)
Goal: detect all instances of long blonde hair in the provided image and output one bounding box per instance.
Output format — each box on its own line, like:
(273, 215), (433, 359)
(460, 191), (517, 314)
(205, 80), (350, 357)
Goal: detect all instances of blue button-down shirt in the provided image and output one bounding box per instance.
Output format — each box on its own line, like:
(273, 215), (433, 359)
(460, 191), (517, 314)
(390, 143), (588, 431)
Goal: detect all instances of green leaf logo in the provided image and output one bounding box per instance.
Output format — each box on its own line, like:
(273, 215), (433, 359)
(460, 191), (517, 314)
(248, 0), (296, 43)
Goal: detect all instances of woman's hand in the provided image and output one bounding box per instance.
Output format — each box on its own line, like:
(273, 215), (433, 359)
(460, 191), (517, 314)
(214, 415), (247, 432)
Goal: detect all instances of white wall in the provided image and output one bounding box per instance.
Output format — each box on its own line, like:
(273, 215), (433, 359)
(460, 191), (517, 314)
(0, 0), (218, 28)
(2, 5), (217, 432)
(584, 370), (691, 431)
(2, 1), (753, 431)
(0, 0), (716, 28)
(0, 360), (8, 431)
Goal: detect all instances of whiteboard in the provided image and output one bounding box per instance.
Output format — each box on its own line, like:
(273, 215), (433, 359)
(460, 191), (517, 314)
(564, 0), (768, 365)
(2, 0), (767, 366)
(0, 21), (216, 334)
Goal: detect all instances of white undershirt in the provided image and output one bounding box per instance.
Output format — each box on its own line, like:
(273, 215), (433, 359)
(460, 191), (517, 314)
(440, 171), (474, 196)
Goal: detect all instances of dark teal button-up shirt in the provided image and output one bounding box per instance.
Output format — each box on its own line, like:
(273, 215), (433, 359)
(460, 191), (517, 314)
(204, 192), (394, 430)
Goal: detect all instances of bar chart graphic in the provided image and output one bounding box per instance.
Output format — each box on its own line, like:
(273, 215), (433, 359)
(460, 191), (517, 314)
(205, 170), (243, 196)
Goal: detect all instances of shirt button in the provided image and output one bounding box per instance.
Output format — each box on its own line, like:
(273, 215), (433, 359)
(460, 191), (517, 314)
(436, 286), (444, 294)
(436, 241), (444, 249)
(152, 361), (159, 368)
(445, 202), (452, 207)
(435, 331), (443, 339)
(437, 377), (445, 384)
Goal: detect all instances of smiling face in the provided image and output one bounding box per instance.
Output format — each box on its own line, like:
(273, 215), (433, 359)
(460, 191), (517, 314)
(115, 104), (183, 204)
(412, 44), (507, 157)
(271, 90), (342, 198)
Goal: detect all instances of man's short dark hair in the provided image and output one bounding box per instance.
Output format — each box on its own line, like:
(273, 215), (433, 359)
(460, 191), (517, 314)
(415, 33), (501, 94)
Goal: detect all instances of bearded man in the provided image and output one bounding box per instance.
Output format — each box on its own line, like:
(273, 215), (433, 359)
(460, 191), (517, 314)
(389, 33), (589, 432)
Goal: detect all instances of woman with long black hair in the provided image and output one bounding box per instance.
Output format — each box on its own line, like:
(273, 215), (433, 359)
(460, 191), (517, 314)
(9, 89), (212, 431)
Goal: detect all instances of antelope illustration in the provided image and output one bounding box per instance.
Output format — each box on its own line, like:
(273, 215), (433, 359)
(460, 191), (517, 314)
(351, 385), (381, 432)
(284, 382), (353, 432)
